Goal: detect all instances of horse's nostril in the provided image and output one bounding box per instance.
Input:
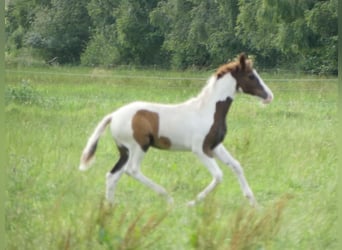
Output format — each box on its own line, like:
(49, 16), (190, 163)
(263, 95), (273, 104)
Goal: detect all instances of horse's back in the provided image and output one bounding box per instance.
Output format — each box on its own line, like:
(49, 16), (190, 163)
(108, 101), (197, 150)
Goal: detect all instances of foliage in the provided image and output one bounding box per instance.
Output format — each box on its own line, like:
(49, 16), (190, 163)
(82, 0), (165, 67)
(150, 0), (242, 69)
(114, 0), (165, 65)
(5, 0), (337, 73)
(302, 0), (338, 74)
(5, 79), (41, 105)
(7, 0), (91, 64)
(80, 32), (120, 67)
(236, 0), (338, 73)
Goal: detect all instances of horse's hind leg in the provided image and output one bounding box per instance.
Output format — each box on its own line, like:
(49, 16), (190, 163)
(126, 146), (173, 204)
(106, 146), (129, 204)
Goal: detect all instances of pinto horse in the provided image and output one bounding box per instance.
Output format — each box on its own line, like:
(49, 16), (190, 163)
(79, 54), (273, 206)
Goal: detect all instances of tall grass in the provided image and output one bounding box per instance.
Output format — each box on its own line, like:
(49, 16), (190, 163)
(56, 199), (168, 250)
(5, 66), (337, 249)
(190, 193), (292, 250)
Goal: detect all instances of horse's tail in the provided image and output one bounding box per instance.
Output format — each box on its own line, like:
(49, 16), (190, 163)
(79, 114), (112, 171)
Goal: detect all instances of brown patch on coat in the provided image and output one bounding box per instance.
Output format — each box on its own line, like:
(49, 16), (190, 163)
(203, 97), (233, 157)
(132, 110), (171, 151)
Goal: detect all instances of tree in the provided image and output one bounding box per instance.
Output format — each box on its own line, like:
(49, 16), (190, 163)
(5, 0), (337, 74)
(82, 0), (164, 67)
(80, 0), (119, 66)
(5, 0), (39, 52)
(114, 0), (164, 65)
(304, 0), (337, 74)
(205, 0), (242, 66)
(25, 0), (91, 63)
(236, 0), (337, 72)
(150, 0), (245, 69)
(151, 0), (196, 69)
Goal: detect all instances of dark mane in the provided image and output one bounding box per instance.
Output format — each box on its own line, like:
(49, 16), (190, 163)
(215, 54), (253, 79)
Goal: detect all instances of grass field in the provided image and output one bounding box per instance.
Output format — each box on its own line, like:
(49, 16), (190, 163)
(5, 66), (337, 249)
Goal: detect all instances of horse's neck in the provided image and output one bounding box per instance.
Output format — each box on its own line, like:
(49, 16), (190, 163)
(193, 73), (237, 109)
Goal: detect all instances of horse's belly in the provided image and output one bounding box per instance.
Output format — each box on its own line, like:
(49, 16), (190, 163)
(159, 115), (210, 152)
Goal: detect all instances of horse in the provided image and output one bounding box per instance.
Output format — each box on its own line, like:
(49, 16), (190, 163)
(79, 53), (273, 206)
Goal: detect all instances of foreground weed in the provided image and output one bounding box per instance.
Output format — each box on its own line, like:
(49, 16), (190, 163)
(191, 194), (292, 250)
(190, 193), (228, 249)
(58, 199), (168, 250)
(229, 195), (292, 250)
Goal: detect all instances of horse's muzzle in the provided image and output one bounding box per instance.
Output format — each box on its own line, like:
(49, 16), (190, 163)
(262, 93), (274, 104)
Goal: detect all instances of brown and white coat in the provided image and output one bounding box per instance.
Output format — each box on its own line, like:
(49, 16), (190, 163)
(79, 54), (273, 206)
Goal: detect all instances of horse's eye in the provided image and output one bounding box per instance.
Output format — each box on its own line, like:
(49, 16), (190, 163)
(248, 75), (255, 80)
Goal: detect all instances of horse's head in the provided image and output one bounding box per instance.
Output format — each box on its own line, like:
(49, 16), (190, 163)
(216, 54), (274, 104)
(234, 54), (273, 103)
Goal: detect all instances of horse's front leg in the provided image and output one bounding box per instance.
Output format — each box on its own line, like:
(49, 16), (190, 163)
(187, 152), (223, 206)
(213, 144), (257, 206)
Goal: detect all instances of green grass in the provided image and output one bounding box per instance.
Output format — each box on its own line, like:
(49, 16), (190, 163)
(5, 66), (337, 249)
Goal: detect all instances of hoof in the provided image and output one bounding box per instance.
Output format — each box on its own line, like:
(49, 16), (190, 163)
(167, 197), (174, 205)
(187, 200), (197, 207)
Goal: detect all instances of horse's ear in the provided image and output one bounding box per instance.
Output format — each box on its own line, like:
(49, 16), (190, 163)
(239, 53), (247, 70)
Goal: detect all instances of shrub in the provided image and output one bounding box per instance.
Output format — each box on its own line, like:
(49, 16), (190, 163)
(80, 33), (120, 67)
(6, 80), (41, 105)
